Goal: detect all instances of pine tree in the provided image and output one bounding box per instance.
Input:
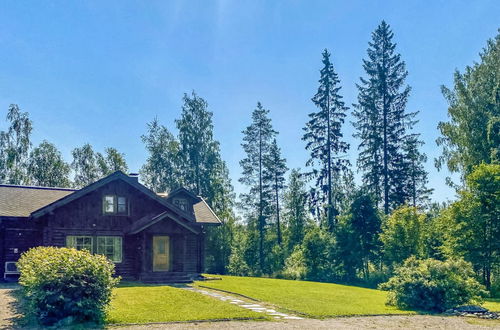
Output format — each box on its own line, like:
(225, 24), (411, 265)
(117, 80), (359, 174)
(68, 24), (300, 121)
(303, 49), (349, 230)
(264, 139), (288, 245)
(353, 21), (416, 214)
(240, 102), (277, 271)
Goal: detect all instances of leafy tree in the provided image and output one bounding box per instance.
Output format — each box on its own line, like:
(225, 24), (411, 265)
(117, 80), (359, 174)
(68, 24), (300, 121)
(436, 31), (499, 182)
(27, 140), (71, 187)
(380, 206), (426, 268)
(336, 191), (381, 280)
(303, 49), (350, 230)
(0, 104), (33, 185)
(140, 118), (182, 193)
(98, 147), (128, 176)
(71, 144), (101, 188)
(353, 21), (418, 214)
(440, 164), (499, 289)
(301, 227), (336, 282)
(264, 139), (288, 245)
(176, 91), (236, 273)
(239, 102), (277, 271)
(283, 169), (310, 253)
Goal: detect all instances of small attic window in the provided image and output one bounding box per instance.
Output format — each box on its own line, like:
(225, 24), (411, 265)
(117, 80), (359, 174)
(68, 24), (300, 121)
(173, 198), (188, 211)
(103, 195), (128, 215)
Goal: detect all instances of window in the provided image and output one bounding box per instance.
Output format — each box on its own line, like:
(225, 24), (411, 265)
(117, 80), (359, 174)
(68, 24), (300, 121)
(66, 235), (122, 263)
(173, 198), (188, 211)
(97, 236), (122, 263)
(103, 195), (128, 215)
(103, 195), (115, 214)
(66, 236), (93, 252)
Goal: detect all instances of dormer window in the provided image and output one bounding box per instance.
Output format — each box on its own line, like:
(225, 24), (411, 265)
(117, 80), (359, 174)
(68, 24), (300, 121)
(103, 195), (128, 215)
(173, 198), (188, 212)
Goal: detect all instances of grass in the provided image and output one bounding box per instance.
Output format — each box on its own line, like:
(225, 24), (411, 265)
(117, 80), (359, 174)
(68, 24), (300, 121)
(195, 275), (416, 317)
(484, 298), (500, 312)
(107, 283), (266, 324)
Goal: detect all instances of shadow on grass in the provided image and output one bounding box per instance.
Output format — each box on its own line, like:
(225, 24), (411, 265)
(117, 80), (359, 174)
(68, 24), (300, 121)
(117, 281), (191, 289)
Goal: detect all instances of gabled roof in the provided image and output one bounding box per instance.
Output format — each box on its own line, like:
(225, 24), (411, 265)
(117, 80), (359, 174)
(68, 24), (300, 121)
(160, 187), (222, 225)
(31, 171), (195, 222)
(0, 185), (76, 218)
(126, 211), (200, 235)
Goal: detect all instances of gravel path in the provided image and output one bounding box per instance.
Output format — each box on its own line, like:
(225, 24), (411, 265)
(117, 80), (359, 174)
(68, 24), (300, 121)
(0, 284), (21, 330)
(117, 315), (500, 329)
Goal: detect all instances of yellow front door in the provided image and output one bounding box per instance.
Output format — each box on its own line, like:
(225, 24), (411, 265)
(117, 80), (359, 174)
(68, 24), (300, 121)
(153, 236), (170, 272)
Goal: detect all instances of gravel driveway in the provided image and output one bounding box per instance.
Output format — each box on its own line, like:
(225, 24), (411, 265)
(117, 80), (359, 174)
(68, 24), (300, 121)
(0, 284), (21, 330)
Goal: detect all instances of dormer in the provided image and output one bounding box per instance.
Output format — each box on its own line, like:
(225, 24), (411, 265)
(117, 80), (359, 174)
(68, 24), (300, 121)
(163, 188), (200, 216)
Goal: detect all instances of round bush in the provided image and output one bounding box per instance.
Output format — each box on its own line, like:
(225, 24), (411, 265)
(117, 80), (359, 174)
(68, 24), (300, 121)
(17, 246), (120, 326)
(379, 257), (486, 312)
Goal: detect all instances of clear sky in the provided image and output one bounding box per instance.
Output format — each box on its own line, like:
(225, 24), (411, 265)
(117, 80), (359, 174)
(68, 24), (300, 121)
(0, 1), (499, 202)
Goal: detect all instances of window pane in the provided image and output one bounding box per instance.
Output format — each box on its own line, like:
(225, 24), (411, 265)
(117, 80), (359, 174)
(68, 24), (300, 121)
(104, 196), (115, 213)
(96, 236), (122, 263)
(117, 197), (127, 213)
(67, 236), (92, 252)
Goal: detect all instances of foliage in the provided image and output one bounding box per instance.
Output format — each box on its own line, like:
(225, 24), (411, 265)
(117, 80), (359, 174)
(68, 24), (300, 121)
(108, 284), (265, 323)
(380, 257), (486, 312)
(283, 169), (310, 253)
(380, 206), (426, 267)
(27, 140), (71, 187)
(282, 246), (307, 280)
(0, 104), (33, 185)
(140, 118), (182, 192)
(301, 227), (336, 282)
(98, 147), (128, 175)
(335, 191), (381, 281)
(436, 31), (499, 181)
(198, 275), (414, 316)
(353, 21), (428, 214)
(239, 102), (277, 272)
(302, 49), (350, 230)
(438, 163), (500, 290)
(17, 247), (120, 326)
(263, 138), (288, 245)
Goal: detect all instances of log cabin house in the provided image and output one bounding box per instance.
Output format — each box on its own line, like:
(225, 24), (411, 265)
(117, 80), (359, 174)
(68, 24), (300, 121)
(0, 171), (221, 283)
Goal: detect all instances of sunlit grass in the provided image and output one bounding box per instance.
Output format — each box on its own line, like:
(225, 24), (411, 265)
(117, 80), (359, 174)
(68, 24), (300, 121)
(108, 284), (266, 324)
(196, 275), (416, 317)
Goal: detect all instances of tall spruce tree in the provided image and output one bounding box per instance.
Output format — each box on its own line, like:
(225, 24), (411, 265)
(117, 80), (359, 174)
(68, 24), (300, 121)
(240, 102), (277, 271)
(264, 139), (288, 245)
(353, 21), (421, 214)
(303, 49), (349, 230)
(403, 135), (432, 208)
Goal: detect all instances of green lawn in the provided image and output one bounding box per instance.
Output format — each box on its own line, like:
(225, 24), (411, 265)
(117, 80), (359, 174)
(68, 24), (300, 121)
(484, 298), (500, 312)
(107, 284), (266, 324)
(196, 275), (415, 317)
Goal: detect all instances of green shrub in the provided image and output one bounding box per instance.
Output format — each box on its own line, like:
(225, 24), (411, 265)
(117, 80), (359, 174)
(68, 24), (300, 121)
(282, 246), (307, 280)
(17, 246), (120, 326)
(379, 257), (486, 312)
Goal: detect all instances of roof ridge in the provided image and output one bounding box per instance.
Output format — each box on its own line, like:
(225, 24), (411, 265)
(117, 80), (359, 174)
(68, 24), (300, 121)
(0, 184), (77, 192)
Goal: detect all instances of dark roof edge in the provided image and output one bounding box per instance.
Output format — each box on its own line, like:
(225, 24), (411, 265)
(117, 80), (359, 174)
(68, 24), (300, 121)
(129, 211), (200, 235)
(0, 184), (77, 192)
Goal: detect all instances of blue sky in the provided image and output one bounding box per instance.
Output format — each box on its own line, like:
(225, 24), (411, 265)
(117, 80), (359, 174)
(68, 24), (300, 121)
(0, 1), (499, 202)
